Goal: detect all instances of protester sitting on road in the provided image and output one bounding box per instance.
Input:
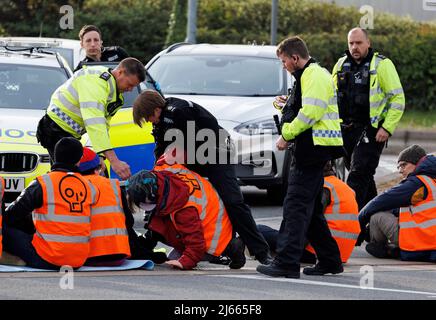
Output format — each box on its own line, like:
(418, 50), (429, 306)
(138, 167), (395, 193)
(125, 161), (246, 270)
(2, 138), (93, 269)
(357, 145), (436, 262)
(78, 147), (131, 266)
(74, 24), (130, 72)
(258, 161), (360, 264)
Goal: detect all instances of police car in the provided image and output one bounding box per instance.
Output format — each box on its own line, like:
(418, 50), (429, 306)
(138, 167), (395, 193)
(0, 43), (73, 205)
(0, 37), (84, 70)
(146, 43), (293, 202)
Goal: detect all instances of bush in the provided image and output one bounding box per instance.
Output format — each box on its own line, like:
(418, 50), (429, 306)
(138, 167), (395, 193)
(1, 0), (434, 110)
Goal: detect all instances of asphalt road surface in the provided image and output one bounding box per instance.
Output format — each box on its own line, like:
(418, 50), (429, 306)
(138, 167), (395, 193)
(1, 155), (436, 303)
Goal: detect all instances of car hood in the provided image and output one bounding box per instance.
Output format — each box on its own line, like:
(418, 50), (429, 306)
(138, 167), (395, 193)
(0, 108), (45, 147)
(169, 94), (278, 124)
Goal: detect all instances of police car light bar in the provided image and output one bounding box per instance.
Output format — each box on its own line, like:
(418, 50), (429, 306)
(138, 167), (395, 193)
(0, 39), (61, 48)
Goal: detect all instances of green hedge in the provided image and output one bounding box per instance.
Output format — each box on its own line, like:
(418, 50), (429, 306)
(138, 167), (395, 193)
(1, 0), (435, 110)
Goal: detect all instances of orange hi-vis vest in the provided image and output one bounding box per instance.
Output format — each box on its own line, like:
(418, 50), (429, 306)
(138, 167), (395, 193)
(307, 175), (360, 263)
(32, 171), (95, 268)
(154, 163), (232, 256)
(0, 177), (4, 257)
(85, 175), (130, 259)
(399, 175), (436, 252)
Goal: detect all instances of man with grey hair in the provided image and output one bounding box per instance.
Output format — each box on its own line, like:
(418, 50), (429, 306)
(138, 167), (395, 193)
(332, 27), (405, 211)
(358, 145), (436, 262)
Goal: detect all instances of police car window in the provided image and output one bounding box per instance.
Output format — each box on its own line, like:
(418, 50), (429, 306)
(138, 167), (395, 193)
(0, 64), (68, 109)
(148, 55), (285, 96)
(46, 48), (74, 70)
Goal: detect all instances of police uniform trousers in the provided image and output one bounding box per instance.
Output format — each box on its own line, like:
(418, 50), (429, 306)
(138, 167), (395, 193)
(342, 125), (385, 210)
(192, 163), (270, 261)
(36, 114), (75, 164)
(275, 161), (341, 270)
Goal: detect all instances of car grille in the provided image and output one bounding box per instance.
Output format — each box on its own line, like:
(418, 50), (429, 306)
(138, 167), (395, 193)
(0, 152), (39, 173)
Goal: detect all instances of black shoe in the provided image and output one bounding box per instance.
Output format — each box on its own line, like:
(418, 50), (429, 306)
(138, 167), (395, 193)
(256, 253), (274, 265)
(303, 263), (343, 276)
(224, 238), (246, 269)
(388, 246), (400, 259)
(365, 242), (388, 258)
(256, 262), (300, 278)
(208, 255), (231, 266)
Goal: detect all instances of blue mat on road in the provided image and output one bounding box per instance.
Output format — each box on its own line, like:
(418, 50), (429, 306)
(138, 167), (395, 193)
(0, 259), (154, 272)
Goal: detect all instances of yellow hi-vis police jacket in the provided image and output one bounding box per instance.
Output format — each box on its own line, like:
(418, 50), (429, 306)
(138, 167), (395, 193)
(332, 52), (405, 135)
(47, 66), (123, 153)
(282, 63), (343, 146)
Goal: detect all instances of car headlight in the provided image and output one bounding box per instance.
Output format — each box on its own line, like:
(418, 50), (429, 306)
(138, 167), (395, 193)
(234, 116), (278, 135)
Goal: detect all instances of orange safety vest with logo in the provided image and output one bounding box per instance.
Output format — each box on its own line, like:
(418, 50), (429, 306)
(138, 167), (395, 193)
(307, 175), (360, 263)
(0, 177), (4, 257)
(32, 172), (95, 268)
(399, 175), (436, 252)
(154, 163), (232, 256)
(85, 175), (130, 258)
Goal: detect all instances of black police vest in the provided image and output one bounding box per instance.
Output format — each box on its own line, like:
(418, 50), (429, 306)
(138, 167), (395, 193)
(337, 59), (371, 125)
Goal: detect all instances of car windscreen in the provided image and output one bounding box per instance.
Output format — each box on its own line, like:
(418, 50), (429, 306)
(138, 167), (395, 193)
(0, 64), (68, 109)
(148, 55), (286, 96)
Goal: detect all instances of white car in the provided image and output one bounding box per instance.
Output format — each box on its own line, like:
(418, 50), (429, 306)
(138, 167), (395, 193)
(146, 43), (293, 202)
(0, 45), (73, 206)
(0, 37), (84, 70)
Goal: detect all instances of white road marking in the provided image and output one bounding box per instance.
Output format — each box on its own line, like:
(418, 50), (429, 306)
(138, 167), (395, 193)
(255, 216), (283, 222)
(209, 274), (436, 297)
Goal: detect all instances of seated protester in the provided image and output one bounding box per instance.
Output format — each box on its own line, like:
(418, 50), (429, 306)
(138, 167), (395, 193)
(258, 161), (360, 264)
(78, 147), (131, 266)
(358, 145), (436, 262)
(74, 24), (129, 72)
(78, 147), (167, 265)
(2, 138), (94, 269)
(125, 166), (246, 270)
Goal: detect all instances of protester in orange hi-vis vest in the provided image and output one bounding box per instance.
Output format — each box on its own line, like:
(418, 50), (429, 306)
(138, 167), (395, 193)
(125, 157), (246, 270)
(0, 176), (4, 257)
(306, 173), (360, 263)
(358, 145), (436, 262)
(78, 147), (131, 266)
(2, 138), (94, 269)
(258, 161), (359, 264)
(399, 175), (436, 253)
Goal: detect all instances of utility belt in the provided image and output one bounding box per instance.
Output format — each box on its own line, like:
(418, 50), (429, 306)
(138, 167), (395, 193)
(340, 122), (368, 131)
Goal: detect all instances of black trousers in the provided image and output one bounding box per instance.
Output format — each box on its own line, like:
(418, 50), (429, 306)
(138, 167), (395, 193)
(275, 162), (341, 270)
(36, 114), (75, 164)
(193, 163), (270, 260)
(342, 125), (385, 210)
(2, 226), (59, 270)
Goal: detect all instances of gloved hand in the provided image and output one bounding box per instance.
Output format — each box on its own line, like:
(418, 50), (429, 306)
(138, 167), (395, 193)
(355, 223), (370, 246)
